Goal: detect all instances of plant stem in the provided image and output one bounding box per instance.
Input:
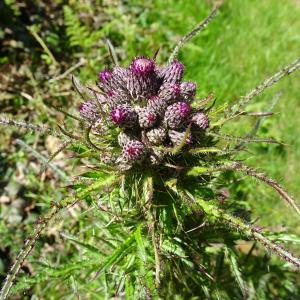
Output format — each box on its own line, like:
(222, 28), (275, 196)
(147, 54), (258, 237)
(0, 207), (59, 300)
(168, 5), (220, 63)
(195, 197), (300, 269)
(227, 57), (300, 117)
(0, 118), (62, 138)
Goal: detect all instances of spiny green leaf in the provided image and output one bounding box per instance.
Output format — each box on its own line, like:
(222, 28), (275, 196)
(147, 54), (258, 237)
(96, 225), (139, 275)
(60, 233), (103, 255)
(135, 224), (147, 263)
(225, 247), (248, 298)
(186, 166), (211, 176)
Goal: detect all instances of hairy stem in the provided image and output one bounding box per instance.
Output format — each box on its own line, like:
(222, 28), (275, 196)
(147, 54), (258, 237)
(194, 197), (300, 269)
(0, 207), (59, 300)
(40, 140), (73, 176)
(208, 132), (282, 145)
(227, 57), (300, 117)
(235, 91), (282, 149)
(201, 162), (300, 217)
(232, 162), (300, 217)
(0, 117), (62, 138)
(168, 5), (220, 63)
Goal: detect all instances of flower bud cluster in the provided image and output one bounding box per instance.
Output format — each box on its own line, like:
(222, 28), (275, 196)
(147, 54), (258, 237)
(79, 56), (210, 170)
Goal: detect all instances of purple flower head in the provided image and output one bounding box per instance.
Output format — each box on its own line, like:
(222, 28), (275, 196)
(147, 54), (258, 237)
(112, 66), (130, 86)
(107, 90), (116, 98)
(158, 82), (181, 104)
(146, 127), (167, 145)
(130, 56), (155, 76)
(172, 59), (185, 72)
(178, 102), (191, 116)
(147, 96), (168, 115)
(110, 105), (137, 128)
(180, 82), (197, 99)
(79, 100), (99, 122)
(164, 102), (191, 128)
(192, 112), (209, 130)
(77, 54), (205, 169)
(123, 140), (145, 161)
(159, 59), (185, 84)
(99, 68), (112, 83)
(171, 83), (181, 95)
(111, 108), (126, 124)
(137, 108), (157, 129)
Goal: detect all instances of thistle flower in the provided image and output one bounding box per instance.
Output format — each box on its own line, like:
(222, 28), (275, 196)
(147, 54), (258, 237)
(192, 112), (209, 130)
(122, 140), (146, 162)
(98, 69), (114, 93)
(146, 127), (167, 145)
(158, 59), (184, 83)
(78, 56), (208, 169)
(111, 105), (137, 128)
(147, 96), (168, 115)
(79, 100), (100, 122)
(126, 57), (158, 100)
(99, 68), (113, 83)
(158, 82), (181, 103)
(180, 82), (197, 100)
(164, 102), (191, 128)
(130, 56), (155, 76)
(137, 108), (157, 129)
(98, 68), (129, 106)
(112, 66), (131, 89)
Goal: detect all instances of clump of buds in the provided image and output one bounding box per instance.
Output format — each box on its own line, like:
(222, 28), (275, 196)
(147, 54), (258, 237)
(78, 56), (210, 170)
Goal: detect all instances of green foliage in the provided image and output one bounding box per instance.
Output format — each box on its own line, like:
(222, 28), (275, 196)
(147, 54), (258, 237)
(1, 0), (300, 299)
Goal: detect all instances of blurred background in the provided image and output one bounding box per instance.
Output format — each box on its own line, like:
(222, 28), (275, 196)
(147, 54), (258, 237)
(1, 0), (300, 297)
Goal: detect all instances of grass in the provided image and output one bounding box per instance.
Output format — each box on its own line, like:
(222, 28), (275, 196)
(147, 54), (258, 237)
(1, 0), (300, 298)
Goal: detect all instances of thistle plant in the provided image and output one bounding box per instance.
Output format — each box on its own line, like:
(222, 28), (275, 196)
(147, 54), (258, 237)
(1, 4), (300, 299)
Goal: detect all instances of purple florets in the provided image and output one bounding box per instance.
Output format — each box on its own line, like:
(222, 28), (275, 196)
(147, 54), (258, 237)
(164, 102), (191, 128)
(130, 56), (155, 76)
(159, 59), (184, 83)
(99, 69), (112, 83)
(111, 105), (137, 128)
(178, 102), (191, 116)
(79, 100), (99, 122)
(137, 108), (157, 129)
(192, 112), (210, 130)
(123, 140), (145, 161)
(111, 107), (126, 123)
(180, 82), (197, 100)
(78, 55), (210, 170)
